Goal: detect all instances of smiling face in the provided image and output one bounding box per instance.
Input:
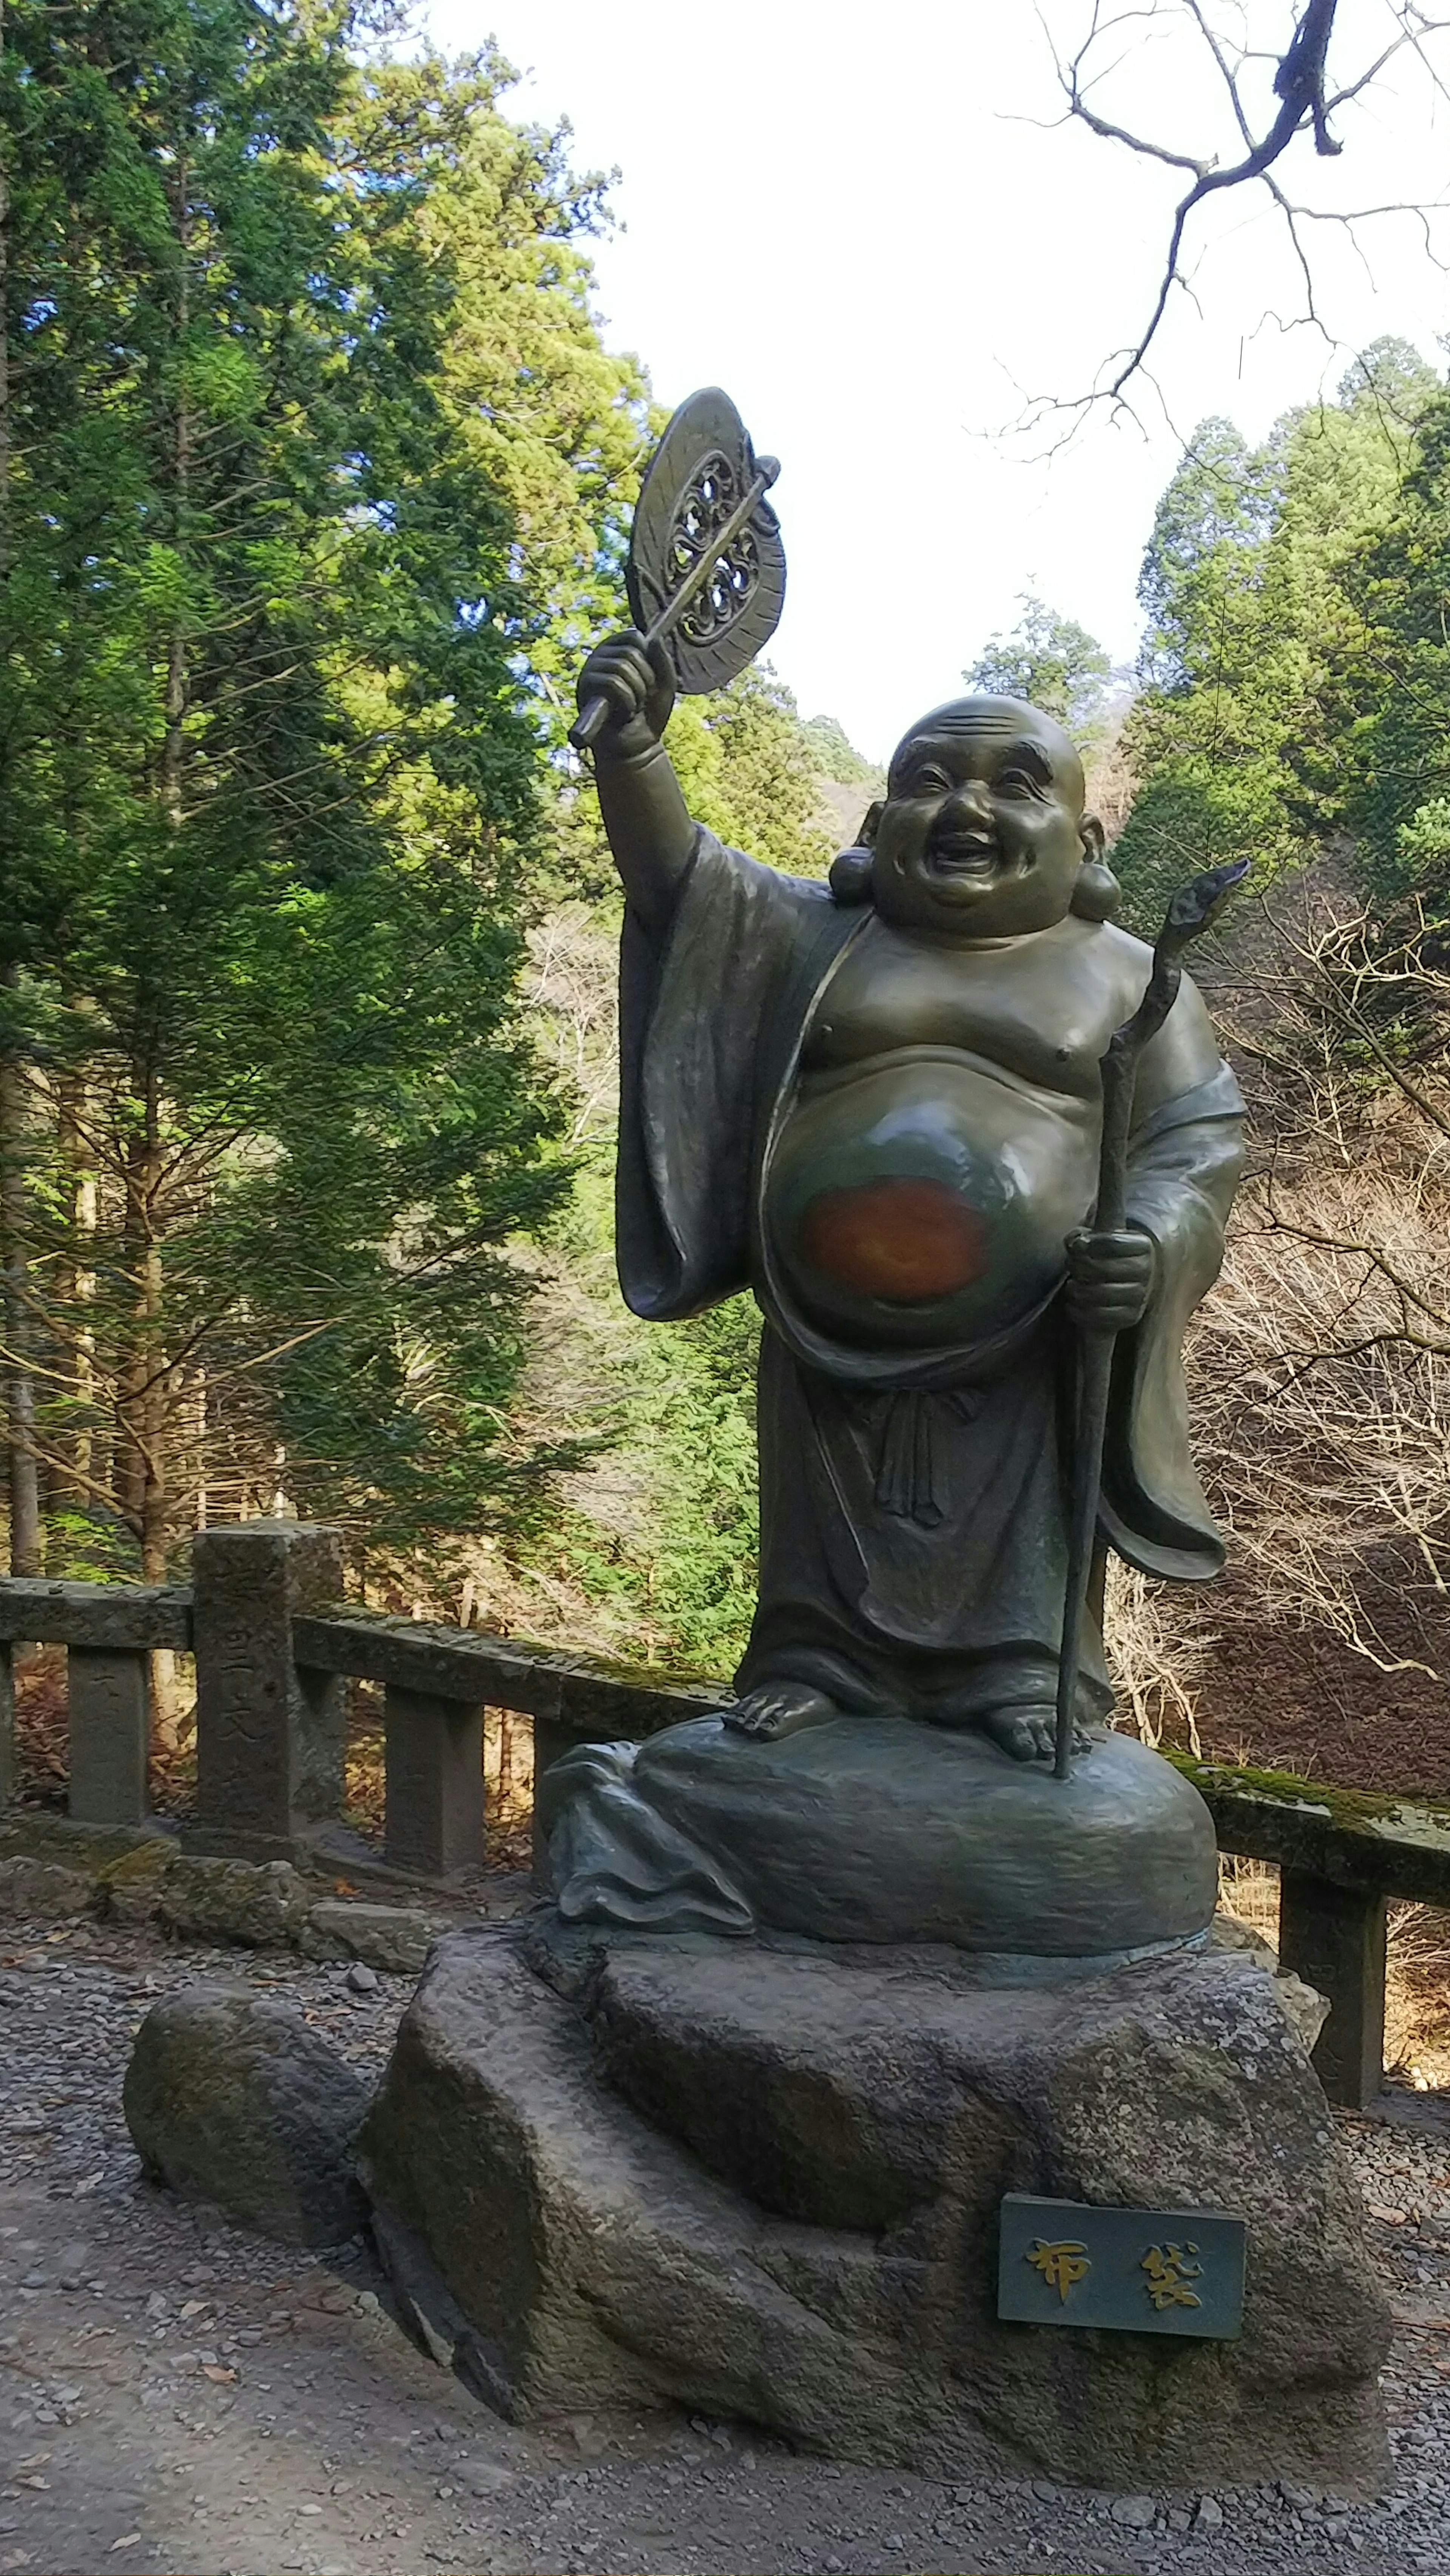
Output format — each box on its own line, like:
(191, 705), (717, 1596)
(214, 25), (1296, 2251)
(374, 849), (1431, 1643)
(869, 696), (1101, 938)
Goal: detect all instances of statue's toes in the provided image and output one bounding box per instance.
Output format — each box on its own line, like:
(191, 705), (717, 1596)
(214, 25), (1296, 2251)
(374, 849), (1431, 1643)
(723, 1692), (788, 1739)
(724, 1705), (773, 1739)
(981, 1708), (1044, 1763)
(724, 1686), (835, 1742)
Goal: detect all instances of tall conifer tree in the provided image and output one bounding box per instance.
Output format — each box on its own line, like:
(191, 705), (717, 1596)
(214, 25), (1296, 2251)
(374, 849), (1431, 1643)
(0, 0), (645, 1591)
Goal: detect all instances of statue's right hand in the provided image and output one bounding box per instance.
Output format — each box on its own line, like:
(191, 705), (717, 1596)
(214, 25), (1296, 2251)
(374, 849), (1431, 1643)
(576, 629), (676, 754)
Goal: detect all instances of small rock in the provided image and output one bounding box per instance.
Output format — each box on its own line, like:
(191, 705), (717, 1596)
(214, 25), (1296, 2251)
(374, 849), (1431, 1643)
(1280, 2481), (1324, 2512)
(0, 1860), (92, 1920)
(1109, 2495), (1156, 2527)
(1211, 1910), (1276, 1966)
(157, 1857), (311, 1950)
(346, 1963), (379, 1996)
(99, 1842), (173, 1926)
(1195, 2496), (1224, 2527)
(1273, 1970), (1330, 2055)
(123, 1981), (371, 2247)
(459, 2463), (512, 2498)
(302, 1901), (449, 1978)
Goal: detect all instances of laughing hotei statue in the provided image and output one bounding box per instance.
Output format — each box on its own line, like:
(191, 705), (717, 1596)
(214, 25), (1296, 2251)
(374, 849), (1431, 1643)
(358, 555), (1391, 2490)
(540, 631), (1246, 1958)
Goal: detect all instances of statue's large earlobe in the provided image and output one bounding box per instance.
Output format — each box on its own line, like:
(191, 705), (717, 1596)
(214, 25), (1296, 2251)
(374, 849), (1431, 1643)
(1071, 812), (1121, 922)
(829, 798), (883, 907)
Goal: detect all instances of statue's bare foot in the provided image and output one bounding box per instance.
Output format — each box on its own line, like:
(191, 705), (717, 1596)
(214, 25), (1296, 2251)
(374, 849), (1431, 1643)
(724, 1683), (839, 1742)
(979, 1704), (1091, 1764)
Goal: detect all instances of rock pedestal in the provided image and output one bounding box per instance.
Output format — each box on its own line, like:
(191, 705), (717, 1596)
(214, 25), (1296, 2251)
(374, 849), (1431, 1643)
(541, 1715), (1219, 1952)
(359, 1922), (1390, 2491)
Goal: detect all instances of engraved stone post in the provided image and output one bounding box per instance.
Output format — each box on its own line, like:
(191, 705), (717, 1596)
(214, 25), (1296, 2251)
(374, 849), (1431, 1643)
(68, 1647), (149, 1828)
(383, 1685), (484, 1880)
(187, 1521), (346, 1862)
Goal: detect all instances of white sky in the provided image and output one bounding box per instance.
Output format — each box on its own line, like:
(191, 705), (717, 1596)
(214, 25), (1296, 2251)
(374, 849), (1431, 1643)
(425, 0), (1450, 761)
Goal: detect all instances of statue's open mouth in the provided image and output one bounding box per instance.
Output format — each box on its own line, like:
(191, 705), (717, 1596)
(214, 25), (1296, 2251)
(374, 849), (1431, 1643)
(925, 831), (1001, 878)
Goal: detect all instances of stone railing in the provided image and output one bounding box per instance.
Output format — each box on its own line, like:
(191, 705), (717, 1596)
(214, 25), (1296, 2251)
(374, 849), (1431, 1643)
(0, 1522), (720, 1878)
(2, 1518), (1446, 2111)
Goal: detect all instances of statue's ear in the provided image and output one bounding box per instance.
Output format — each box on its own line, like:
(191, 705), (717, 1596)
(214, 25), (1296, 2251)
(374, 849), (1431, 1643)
(1071, 812), (1121, 922)
(829, 799), (883, 907)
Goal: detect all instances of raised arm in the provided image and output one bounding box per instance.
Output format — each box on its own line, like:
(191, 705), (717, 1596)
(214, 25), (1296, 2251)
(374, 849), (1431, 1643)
(576, 631), (695, 943)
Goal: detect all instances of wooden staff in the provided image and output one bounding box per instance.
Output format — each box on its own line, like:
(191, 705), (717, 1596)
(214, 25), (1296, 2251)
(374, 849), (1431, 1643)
(1054, 857), (1250, 1781)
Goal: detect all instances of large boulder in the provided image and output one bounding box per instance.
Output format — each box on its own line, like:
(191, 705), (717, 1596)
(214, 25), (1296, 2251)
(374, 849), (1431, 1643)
(124, 1981), (370, 2246)
(359, 1923), (1389, 2491)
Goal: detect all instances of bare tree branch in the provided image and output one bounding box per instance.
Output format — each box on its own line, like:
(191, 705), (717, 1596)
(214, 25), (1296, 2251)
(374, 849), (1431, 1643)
(1029, 0), (1450, 422)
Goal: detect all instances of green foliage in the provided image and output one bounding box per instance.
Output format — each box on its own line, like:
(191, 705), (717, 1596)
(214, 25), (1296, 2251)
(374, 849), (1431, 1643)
(0, 0), (641, 1590)
(1336, 394), (1450, 914)
(559, 1296), (762, 1676)
(542, 661), (835, 905)
(965, 593), (1113, 748)
(1113, 355), (1437, 932)
(1395, 800), (1450, 890)
(666, 667), (835, 877)
(801, 712), (882, 790)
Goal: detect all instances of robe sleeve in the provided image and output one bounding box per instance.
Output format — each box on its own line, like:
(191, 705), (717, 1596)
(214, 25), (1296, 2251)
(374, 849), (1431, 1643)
(615, 827), (818, 1321)
(1098, 972), (1245, 1581)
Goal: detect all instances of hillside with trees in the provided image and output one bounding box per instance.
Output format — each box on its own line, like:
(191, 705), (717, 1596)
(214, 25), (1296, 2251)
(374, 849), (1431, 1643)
(8, 3), (1450, 1802)
(0, 0), (864, 1660)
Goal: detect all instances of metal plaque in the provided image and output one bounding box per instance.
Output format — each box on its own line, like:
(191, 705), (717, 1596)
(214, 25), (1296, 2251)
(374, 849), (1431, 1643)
(998, 2194), (1246, 2339)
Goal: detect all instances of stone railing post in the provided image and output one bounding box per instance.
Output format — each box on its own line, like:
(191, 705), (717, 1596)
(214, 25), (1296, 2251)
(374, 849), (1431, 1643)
(383, 1685), (484, 1881)
(0, 1637), (13, 1807)
(68, 1649), (150, 1828)
(1277, 1867), (1388, 2109)
(187, 1521), (346, 1862)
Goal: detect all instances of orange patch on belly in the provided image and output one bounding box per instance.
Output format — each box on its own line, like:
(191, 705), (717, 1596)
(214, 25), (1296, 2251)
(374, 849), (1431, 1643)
(798, 1177), (989, 1303)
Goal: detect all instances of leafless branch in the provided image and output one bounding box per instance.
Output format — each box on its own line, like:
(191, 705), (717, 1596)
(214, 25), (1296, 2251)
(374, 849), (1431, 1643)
(1028, 0), (1450, 424)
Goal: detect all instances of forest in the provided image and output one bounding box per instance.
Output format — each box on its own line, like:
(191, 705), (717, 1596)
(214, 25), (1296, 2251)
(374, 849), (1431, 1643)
(6, 0), (1450, 1801)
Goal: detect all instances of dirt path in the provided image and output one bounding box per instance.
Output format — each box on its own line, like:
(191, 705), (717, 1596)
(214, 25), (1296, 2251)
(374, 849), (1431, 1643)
(2, 1915), (1448, 2576)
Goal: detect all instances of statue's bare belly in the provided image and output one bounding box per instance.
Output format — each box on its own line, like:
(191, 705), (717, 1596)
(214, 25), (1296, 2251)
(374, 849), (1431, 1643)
(764, 1046), (1097, 1350)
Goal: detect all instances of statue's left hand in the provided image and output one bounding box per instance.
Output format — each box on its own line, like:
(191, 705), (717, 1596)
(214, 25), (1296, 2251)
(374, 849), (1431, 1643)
(1064, 1227), (1155, 1333)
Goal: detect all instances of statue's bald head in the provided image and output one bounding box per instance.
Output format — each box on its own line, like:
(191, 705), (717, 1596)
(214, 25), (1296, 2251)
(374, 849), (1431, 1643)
(889, 696), (1086, 812)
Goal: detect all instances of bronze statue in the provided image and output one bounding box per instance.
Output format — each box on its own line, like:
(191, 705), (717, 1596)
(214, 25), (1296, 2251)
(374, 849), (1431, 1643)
(533, 629), (1243, 1950)
(531, 376), (1243, 1951)
(588, 636), (1242, 1747)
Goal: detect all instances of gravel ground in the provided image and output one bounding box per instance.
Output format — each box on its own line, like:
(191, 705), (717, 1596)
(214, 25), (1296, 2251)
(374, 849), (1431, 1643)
(2, 1915), (1449, 2576)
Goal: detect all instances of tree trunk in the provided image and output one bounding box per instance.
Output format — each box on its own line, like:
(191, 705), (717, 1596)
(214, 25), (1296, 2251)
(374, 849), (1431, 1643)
(0, 0), (10, 590)
(162, 154), (190, 835)
(0, 14), (35, 1577)
(54, 1072), (98, 1513)
(116, 1055), (170, 1581)
(0, 1002), (41, 1577)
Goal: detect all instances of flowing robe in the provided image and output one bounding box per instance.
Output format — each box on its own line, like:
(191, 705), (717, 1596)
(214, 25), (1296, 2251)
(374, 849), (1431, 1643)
(618, 830), (1245, 1726)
